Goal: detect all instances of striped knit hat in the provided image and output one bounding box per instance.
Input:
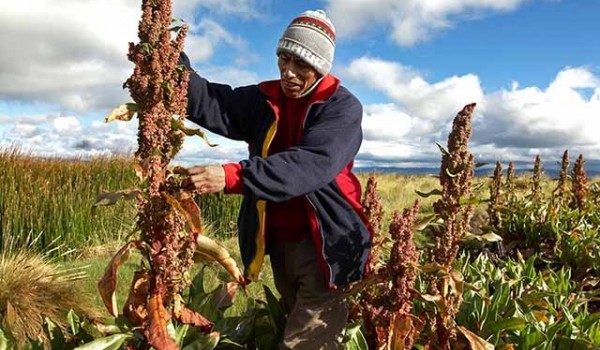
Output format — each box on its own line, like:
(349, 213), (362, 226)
(276, 9), (336, 76)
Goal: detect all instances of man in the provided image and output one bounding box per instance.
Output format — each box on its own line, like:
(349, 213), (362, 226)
(180, 9), (372, 349)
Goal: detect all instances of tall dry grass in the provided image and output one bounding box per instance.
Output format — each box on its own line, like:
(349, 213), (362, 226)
(0, 148), (138, 257)
(0, 238), (99, 347)
(2, 148), (596, 258)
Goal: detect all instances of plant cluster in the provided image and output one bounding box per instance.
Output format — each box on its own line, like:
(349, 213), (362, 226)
(90, 0), (245, 349)
(350, 103), (600, 350)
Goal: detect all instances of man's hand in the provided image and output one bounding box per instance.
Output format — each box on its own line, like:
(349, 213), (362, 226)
(183, 165), (226, 194)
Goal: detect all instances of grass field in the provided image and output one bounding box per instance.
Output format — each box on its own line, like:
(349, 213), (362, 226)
(2, 150), (599, 326)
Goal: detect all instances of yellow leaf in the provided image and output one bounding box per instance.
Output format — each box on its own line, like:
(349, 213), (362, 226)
(388, 314), (417, 350)
(195, 235), (245, 284)
(104, 103), (138, 123)
(457, 326), (494, 350)
(171, 119), (218, 147)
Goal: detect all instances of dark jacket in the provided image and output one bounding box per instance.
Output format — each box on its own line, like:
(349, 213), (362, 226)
(181, 53), (372, 288)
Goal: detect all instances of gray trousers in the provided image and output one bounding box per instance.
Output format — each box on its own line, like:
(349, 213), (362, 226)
(269, 238), (348, 350)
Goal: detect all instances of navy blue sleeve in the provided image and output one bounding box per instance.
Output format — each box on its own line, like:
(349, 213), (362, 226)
(180, 52), (260, 142)
(239, 89), (363, 202)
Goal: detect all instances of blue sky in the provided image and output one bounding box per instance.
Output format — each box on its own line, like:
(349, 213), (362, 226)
(1, 0), (599, 173)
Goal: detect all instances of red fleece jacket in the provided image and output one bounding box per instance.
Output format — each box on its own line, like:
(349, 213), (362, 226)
(221, 92), (313, 242)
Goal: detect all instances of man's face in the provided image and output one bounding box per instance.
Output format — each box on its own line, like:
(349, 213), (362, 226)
(278, 52), (320, 98)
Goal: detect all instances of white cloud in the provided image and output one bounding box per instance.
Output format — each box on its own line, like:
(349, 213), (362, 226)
(185, 19), (256, 65)
(480, 67), (600, 149)
(325, 0), (527, 46)
(10, 124), (40, 139)
(343, 56), (600, 168)
(52, 116), (82, 136)
(344, 56), (483, 126)
(362, 104), (413, 141)
(0, 0), (256, 113)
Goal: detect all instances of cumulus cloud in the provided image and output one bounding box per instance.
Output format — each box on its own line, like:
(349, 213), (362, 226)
(342, 56), (600, 168)
(479, 67), (600, 150)
(185, 19), (257, 65)
(52, 116), (82, 136)
(0, 0), (257, 113)
(325, 0), (527, 46)
(343, 56), (483, 139)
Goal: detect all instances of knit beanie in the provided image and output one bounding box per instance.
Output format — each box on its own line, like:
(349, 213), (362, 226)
(276, 9), (336, 76)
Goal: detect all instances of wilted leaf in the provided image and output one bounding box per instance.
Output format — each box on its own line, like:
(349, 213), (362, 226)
(463, 232), (503, 243)
(211, 282), (238, 310)
(415, 189), (443, 198)
(414, 292), (442, 304)
(163, 191), (202, 234)
(418, 262), (447, 274)
(98, 241), (141, 317)
(175, 307), (213, 332)
(147, 294), (178, 350)
(457, 326), (494, 350)
(171, 119), (218, 147)
(92, 189), (139, 218)
(194, 235), (245, 284)
(445, 167), (460, 178)
(388, 314), (417, 350)
(123, 270), (149, 326)
(104, 103), (139, 123)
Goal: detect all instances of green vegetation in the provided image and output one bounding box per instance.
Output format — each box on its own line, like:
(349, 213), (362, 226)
(1, 148), (600, 349)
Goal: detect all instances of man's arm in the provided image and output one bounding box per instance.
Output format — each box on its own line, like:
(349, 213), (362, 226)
(180, 52), (260, 142)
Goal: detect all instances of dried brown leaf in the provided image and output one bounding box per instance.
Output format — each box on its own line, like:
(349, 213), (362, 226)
(123, 270), (149, 326)
(175, 307), (213, 332)
(98, 241), (140, 317)
(211, 282), (238, 310)
(147, 294), (178, 350)
(163, 191), (202, 234)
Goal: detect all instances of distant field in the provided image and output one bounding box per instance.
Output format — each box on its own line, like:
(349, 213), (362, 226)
(2, 150), (598, 258)
(2, 150), (599, 341)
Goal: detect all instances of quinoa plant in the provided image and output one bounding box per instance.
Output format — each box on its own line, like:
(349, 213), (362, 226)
(554, 150), (570, 200)
(530, 154), (543, 204)
(488, 161), (503, 230)
(362, 175), (385, 268)
(571, 154), (588, 211)
(505, 161), (515, 199)
(424, 103), (476, 349)
(94, 0), (244, 349)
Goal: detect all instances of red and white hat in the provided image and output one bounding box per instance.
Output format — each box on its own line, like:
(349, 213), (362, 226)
(276, 9), (336, 76)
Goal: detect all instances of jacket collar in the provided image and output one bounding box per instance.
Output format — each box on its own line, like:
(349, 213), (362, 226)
(258, 74), (340, 105)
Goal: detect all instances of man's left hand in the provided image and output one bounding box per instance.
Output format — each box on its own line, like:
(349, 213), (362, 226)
(183, 165), (226, 194)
